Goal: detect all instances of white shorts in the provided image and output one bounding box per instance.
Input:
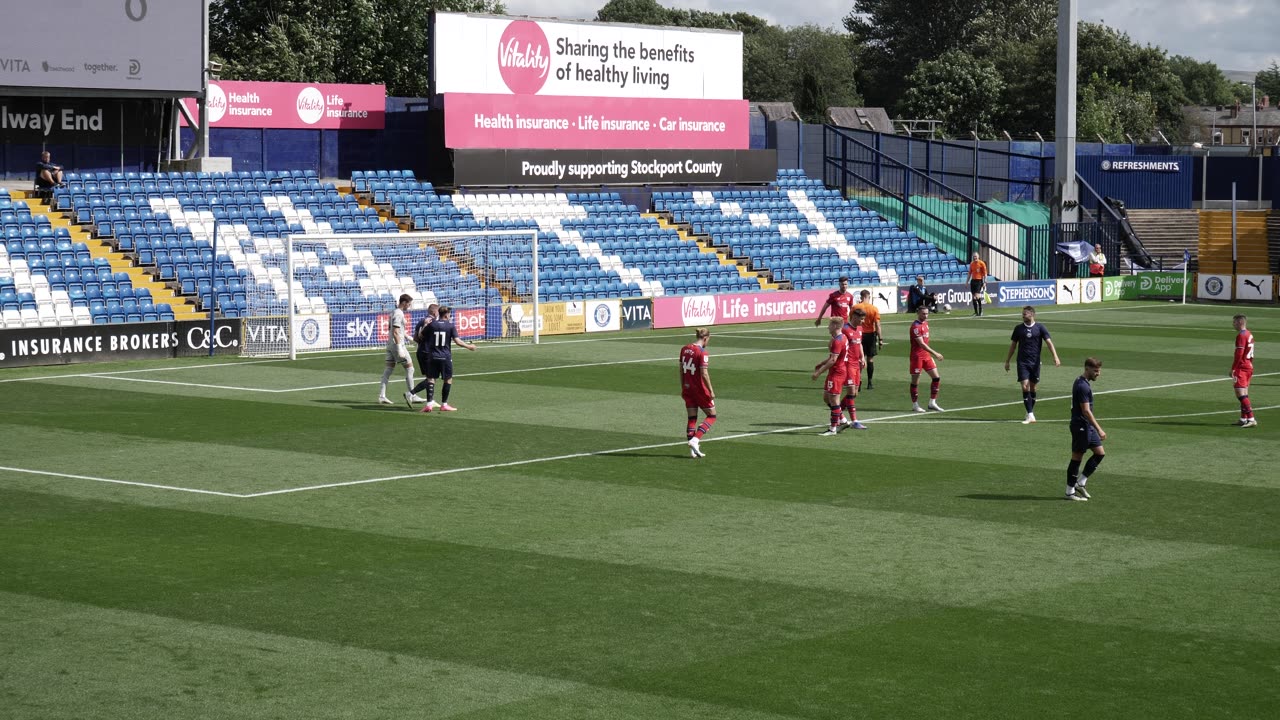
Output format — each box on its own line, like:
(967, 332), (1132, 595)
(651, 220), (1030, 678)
(385, 344), (409, 364)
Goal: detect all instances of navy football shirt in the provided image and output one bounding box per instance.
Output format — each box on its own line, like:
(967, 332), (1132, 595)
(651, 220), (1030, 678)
(1011, 322), (1051, 365)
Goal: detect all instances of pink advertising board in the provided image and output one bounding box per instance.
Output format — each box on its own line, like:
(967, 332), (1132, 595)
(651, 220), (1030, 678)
(653, 287), (899, 329)
(445, 93), (748, 150)
(654, 290), (830, 329)
(181, 81), (385, 129)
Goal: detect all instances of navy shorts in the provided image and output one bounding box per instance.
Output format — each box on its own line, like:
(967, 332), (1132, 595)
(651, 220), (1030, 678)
(1017, 361), (1040, 383)
(426, 357), (453, 380)
(1070, 422), (1103, 453)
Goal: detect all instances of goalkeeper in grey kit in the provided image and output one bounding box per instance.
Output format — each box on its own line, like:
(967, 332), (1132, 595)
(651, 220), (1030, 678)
(378, 294), (423, 405)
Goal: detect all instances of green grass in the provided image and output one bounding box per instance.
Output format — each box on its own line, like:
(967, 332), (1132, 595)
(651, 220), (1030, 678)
(1, 301), (1277, 719)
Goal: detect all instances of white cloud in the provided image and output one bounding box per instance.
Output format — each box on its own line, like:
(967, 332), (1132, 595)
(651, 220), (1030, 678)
(503, 0), (1278, 70)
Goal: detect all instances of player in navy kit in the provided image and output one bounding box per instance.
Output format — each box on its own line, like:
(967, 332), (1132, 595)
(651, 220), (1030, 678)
(1003, 306), (1062, 424)
(415, 306), (477, 412)
(1065, 357), (1106, 501)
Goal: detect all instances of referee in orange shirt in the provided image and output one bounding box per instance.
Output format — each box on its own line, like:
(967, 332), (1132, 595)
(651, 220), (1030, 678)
(968, 252), (988, 316)
(852, 289), (883, 389)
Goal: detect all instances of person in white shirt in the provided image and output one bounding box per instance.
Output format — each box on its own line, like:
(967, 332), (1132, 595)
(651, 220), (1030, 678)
(1087, 244), (1107, 277)
(378, 294), (423, 405)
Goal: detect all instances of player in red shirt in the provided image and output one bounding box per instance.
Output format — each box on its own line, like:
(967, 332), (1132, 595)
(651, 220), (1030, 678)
(1232, 314), (1257, 428)
(814, 276), (854, 326)
(680, 327), (717, 457)
(909, 306), (945, 412)
(812, 318), (851, 435)
(840, 308), (869, 430)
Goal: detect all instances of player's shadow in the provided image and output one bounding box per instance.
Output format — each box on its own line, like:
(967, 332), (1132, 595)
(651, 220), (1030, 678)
(960, 493), (1060, 502)
(312, 399), (410, 413)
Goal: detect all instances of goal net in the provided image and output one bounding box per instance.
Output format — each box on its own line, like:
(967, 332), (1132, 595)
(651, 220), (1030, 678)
(242, 229), (540, 358)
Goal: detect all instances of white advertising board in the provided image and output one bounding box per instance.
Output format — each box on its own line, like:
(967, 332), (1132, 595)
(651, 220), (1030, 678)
(0, 1), (203, 94)
(433, 12), (742, 100)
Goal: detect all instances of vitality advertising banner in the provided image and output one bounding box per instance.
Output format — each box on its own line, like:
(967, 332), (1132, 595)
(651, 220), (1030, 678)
(506, 301), (587, 336)
(444, 93), (748, 150)
(1056, 279), (1081, 306)
(181, 81), (386, 130)
(1197, 273), (1233, 301)
(1, 319), (244, 368)
(453, 148), (777, 186)
(174, 319), (244, 358)
(995, 280), (1056, 307)
(585, 299), (622, 333)
(432, 13), (743, 100)
(1235, 274), (1275, 302)
(652, 287), (898, 329)
(0, 96), (159, 144)
(1136, 272), (1188, 299)
(290, 314), (332, 353)
(1102, 276), (1136, 301)
(1080, 278), (1102, 304)
(0, 1), (203, 94)
(621, 298), (652, 329)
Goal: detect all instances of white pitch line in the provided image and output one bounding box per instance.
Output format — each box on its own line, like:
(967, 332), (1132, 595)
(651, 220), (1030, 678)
(0, 465), (247, 498)
(872, 404), (1280, 424)
(7, 369), (1271, 499)
(91, 376), (278, 393)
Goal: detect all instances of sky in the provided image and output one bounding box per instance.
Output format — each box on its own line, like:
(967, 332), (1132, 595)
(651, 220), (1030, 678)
(501, 0), (1277, 75)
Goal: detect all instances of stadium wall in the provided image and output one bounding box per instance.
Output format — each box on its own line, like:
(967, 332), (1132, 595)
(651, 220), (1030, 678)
(1076, 155), (1194, 209)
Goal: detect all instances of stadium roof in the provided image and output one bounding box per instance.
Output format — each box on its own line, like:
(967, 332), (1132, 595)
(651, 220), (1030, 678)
(827, 107), (894, 134)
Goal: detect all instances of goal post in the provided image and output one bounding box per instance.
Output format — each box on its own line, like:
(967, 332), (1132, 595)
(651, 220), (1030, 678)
(241, 229), (540, 358)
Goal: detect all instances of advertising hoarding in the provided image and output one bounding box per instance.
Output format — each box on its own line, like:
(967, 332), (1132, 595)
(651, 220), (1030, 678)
(1102, 276), (1136, 301)
(506, 301), (587, 336)
(444, 93), (747, 150)
(1080, 278), (1102, 304)
(1235, 274), (1275, 302)
(995, 280), (1056, 307)
(1135, 272), (1188, 299)
(181, 82), (386, 130)
(1056, 279), (1081, 305)
(0, 1), (203, 94)
(652, 288), (896, 329)
(433, 13), (742, 100)
(585, 299), (622, 333)
(621, 298), (652, 330)
(452, 148), (777, 186)
(1197, 274), (1232, 301)
(0, 320), (243, 368)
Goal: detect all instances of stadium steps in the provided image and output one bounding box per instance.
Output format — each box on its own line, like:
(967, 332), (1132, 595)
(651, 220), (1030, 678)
(1124, 210), (1201, 271)
(1268, 212), (1280, 274)
(16, 190), (204, 321)
(644, 213), (780, 290)
(1198, 210), (1270, 274)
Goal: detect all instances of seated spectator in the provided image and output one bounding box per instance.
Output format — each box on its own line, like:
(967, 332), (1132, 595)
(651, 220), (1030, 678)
(36, 151), (65, 189)
(1088, 244), (1107, 277)
(906, 275), (937, 313)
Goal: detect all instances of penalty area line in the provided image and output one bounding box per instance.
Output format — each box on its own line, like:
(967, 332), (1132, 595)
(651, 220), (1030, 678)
(0, 465), (248, 498)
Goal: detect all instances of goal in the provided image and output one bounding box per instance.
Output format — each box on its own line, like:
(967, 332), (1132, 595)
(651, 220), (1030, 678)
(242, 229), (541, 358)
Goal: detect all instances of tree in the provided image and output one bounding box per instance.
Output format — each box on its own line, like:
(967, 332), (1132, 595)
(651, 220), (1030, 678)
(844, 0), (989, 109)
(1169, 55), (1234, 106)
(1257, 60), (1280, 103)
(595, 0), (679, 26)
(787, 25), (862, 122)
(1077, 77), (1157, 142)
(210, 0), (506, 97)
(901, 51), (1005, 137)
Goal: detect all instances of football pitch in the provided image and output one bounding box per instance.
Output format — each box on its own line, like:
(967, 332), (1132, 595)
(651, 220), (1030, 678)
(1, 301), (1276, 719)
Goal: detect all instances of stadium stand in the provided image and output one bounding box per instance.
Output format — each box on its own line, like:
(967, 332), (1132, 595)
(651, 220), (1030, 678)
(372, 182), (765, 301)
(656, 169), (971, 290)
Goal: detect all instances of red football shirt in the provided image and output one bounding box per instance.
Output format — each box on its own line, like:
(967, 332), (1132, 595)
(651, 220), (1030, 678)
(824, 290), (855, 321)
(680, 343), (711, 395)
(827, 334), (849, 366)
(910, 319), (931, 359)
(1234, 330), (1255, 372)
(842, 323), (864, 364)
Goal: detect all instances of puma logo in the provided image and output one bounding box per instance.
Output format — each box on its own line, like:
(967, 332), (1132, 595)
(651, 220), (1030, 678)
(1244, 278), (1264, 294)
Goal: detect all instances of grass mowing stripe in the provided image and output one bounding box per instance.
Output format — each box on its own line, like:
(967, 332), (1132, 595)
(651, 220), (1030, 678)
(0, 465), (245, 497)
